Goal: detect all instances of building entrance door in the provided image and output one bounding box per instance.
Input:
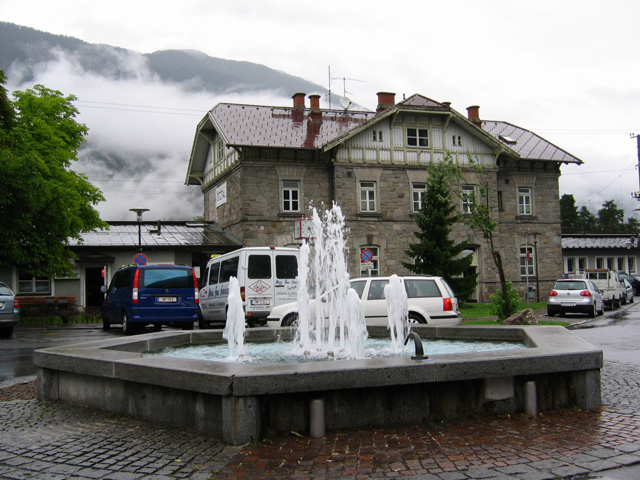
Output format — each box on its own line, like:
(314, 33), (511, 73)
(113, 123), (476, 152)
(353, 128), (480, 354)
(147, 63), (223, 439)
(85, 267), (105, 308)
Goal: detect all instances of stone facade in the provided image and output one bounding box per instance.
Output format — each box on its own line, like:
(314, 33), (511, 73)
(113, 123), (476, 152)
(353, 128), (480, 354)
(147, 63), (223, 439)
(187, 93), (580, 302)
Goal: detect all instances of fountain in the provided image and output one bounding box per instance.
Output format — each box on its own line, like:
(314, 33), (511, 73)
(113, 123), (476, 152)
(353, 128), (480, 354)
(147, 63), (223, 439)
(33, 204), (604, 445)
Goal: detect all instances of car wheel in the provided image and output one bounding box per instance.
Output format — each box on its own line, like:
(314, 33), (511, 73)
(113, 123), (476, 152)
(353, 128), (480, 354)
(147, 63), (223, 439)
(153, 324), (162, 332)
(408, 312), (427, 324)
(197, 311), (209, 329)
(181, 323), (194, 331)
(102, 320), (111, 331)
(282, 313), (299, 327)
(547, 309), (556, 317)
(0, 327), (13, 339)
(588, 304), (597, 318)
(122, 311), (135, 335)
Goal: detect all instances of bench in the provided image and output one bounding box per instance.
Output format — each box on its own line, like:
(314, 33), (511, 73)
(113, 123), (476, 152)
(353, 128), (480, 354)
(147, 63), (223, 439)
(18, 296), (77, 320)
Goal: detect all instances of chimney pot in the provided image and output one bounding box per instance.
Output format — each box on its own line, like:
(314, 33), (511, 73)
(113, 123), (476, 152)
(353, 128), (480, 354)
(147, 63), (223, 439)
(466, 105), (481, 126)
(309, 94), (321, 118)
(376, 91), (396, 113)
(292, 92), (306, 109)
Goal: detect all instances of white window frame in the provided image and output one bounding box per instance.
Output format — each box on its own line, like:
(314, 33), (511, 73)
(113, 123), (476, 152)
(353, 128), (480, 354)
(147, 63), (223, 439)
(18, 274), (51, 295)
(518, 187), (532, 215)
(520, 245), (535, 276)
(578, 257), (587, 273)
(629, 257), (636, 274)
(462, 184), (475, 214)
(411, 182), (426, 212)
(359, 181), (377, 212)
(566, 257), (576, 274)
(596, 257), (604, 269)
(372, 130), (383, 143)
(281, 180), (300, 213)
(407, 127), (429, 147)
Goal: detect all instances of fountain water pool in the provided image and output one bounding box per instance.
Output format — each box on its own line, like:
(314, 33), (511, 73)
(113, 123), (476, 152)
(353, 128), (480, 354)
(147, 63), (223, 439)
(33, 204), (603, 445)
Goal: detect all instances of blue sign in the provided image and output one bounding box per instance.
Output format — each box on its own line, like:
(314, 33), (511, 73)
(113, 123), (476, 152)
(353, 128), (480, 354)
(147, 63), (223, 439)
(360, 249), (373, 263)
(133, 253), (147, 266)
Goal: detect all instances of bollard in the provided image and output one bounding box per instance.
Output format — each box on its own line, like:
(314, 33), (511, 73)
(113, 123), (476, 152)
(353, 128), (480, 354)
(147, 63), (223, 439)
(309, 398), (325, 438)
(524, 381), (537, 416)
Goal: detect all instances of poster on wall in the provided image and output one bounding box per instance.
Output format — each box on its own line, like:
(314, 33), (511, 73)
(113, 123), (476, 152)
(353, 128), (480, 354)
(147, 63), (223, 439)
(216, 182), (227, 208)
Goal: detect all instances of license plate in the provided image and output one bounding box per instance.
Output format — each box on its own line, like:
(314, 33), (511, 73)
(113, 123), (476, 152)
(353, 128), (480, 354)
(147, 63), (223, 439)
(157, 297), (177, 303)
(250, 299), (270, 305)
(561, 302), (576, 307)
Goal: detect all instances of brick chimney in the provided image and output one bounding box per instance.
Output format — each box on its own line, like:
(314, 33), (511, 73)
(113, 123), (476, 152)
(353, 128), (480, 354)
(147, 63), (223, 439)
(309, 94), (322, 120)
(466, 105), (481, 126)
(292, 92), (306, 109)
(376, 92), (396, 113)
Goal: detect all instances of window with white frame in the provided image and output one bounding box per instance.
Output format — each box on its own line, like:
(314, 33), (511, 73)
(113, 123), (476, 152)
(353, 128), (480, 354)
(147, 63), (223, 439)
(372, 130), (383, 143)
(607, 257), (614, 270)
(596, 257), (604, 269)
(18, 272), (51, 294)
(617, 257), (625, 272)
(629, 257), (636, 274)
(407, 128), (429, 147)
(412, 182), (426, 212)
(359, 181), (377, 212)
(517, 187), (532, 215)
(452, 135), (462, 147)
(578, 257), (587, 272)
(282, 180), (300, 212)
(360, 246), (380, 276)
(520, 245), (535, 276)
(566, 258), (576, 274)
(462, 185), (475, 214)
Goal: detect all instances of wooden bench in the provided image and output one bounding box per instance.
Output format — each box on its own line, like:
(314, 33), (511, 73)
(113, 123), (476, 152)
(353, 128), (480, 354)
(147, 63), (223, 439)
(18, 296), (77, 320)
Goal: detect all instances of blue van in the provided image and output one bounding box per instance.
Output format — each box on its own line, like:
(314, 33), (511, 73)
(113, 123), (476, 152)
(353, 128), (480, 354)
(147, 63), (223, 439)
(101, 264), (199, 334)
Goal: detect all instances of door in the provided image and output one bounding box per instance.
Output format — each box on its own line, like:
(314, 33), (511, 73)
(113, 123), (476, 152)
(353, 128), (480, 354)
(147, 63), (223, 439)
(274, 253), (298, 307)
(85, 267), (105, 308)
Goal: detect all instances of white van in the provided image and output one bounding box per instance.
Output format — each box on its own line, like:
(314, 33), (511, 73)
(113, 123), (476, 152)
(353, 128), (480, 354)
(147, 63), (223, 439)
(198, 247), (299, 328)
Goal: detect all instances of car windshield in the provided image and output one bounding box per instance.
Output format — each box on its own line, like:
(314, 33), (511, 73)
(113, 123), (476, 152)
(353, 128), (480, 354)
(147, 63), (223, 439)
(141, 269), (193, 289)
(0, 285), (13, 296)
(554, 281), (588, 291)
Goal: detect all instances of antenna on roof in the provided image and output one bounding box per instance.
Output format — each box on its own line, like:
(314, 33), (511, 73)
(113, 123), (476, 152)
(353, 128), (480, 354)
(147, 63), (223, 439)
(339, 96), (352, 110)
(327, 65), (365, 109)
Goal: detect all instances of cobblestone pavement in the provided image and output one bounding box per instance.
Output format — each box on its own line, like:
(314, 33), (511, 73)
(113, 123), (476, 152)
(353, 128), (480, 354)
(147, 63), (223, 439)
(1, 361), (639, 479)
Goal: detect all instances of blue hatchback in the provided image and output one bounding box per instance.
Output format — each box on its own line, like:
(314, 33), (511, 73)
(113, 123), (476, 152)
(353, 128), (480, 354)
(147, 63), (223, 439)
(101, 265), (199, 334)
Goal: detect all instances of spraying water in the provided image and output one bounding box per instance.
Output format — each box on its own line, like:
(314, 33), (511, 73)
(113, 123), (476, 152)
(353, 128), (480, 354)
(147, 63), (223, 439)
(223, 277), (245, 358)
(293, 203), (368, 359)
(385, 274), (408, 353)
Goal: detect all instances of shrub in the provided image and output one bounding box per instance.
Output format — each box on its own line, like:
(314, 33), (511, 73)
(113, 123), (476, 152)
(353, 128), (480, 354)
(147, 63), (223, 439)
(489, 282), (520, 320)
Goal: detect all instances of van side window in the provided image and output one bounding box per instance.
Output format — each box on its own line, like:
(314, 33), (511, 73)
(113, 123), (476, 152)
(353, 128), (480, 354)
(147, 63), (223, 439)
(209, 262), (220, 285)
(368, 280), (388, 300)
(220, 257), (239, 283)
(248, 255), (271, 279)
(113, 270), (131, 290)
(405, 279), (440, 298)
(275, 255), (298, 279)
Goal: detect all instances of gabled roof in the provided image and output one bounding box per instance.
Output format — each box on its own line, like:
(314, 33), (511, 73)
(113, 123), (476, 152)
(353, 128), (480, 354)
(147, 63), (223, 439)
(209, 103), (376, 149)
(483, 121), (582, 165)
(68, 222), (242, 249)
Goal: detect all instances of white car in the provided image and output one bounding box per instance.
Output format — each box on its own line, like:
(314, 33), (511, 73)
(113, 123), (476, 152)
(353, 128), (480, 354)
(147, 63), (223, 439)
(266, 275), (462, 327)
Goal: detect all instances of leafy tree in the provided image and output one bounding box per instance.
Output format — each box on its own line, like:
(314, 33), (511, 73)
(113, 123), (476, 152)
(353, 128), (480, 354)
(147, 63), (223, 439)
(0, 78), (106, 277)
(403, 158), (478, 302)
(597, 200), (625, 234)
(625, 217), (640, 234)
(0, 71), (13, 131)
(462, 159), (513, 318)
(560, 194), (581, 234)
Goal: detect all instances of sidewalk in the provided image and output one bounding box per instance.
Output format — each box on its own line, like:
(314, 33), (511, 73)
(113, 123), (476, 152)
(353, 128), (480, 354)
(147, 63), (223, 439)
(1, 316), (639, 479)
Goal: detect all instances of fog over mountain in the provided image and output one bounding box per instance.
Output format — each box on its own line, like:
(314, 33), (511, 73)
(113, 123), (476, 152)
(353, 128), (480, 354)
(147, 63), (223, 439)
(0, 22), (328, 221)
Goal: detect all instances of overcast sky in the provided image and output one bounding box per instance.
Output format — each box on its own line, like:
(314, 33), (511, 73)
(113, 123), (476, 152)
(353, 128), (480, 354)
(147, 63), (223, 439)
(2, 0), (640, 221)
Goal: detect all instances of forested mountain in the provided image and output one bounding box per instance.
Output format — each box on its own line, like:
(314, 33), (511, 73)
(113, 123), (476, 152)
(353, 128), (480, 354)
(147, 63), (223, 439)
(0, 22), (324, 95)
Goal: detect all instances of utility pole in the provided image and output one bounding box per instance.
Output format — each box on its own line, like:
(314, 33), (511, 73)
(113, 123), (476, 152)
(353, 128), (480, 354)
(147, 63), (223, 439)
(631, 134), (640, 201)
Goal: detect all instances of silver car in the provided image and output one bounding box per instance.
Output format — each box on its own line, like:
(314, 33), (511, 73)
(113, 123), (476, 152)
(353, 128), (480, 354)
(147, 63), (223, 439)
(0, 282), (20, 338)
(547, 279), (604, 318)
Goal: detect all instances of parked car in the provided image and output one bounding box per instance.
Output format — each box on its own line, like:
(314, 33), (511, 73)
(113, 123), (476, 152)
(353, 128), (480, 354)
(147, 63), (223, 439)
(622, 279), (635, 305)
(0, 282), (20, 339)
(618, 272), (640, 295)
(267, 275), (461, 327)
(101, 264), (199, 334)
(547, 278), (604, 317)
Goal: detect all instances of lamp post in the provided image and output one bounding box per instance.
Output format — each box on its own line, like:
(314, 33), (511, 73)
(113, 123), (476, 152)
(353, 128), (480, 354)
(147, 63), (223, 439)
(533, 233), (540, 302)
(129, 208), (149, 252)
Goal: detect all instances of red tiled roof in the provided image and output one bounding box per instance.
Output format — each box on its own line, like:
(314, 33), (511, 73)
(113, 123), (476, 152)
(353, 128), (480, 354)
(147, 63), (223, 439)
(482, 120), (582, 164)
(210, 103), (376, 149)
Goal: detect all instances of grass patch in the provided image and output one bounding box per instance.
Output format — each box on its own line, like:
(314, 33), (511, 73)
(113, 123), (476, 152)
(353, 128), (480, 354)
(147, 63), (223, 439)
(460, 301), (546, 319)
(19, 314), (101, 325)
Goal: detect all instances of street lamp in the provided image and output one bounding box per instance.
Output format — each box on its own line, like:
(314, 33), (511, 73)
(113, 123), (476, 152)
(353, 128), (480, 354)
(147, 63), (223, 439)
(129, 208), (149, 252)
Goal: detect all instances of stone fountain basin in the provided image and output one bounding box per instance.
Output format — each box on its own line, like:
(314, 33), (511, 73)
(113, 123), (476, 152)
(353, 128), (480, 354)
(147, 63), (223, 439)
(34, 325), (602, 445)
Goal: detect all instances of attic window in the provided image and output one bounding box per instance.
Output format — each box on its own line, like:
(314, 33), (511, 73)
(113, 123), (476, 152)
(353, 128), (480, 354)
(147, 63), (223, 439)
(499, 135), (517, 145)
